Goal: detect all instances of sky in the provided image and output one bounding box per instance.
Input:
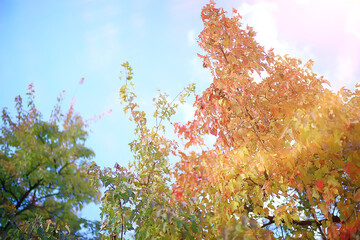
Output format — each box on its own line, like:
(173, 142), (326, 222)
(1, 0), (359, 222)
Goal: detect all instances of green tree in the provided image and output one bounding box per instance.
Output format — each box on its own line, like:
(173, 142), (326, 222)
(0, 84), (101, 239)
(97, 62), (200, 239)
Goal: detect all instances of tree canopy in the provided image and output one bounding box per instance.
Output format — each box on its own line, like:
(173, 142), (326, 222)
(0, 84), (100, 239)
(99, 2), (360, 239)
(1, 1), (359, 239)
(172, 1), (360, 239)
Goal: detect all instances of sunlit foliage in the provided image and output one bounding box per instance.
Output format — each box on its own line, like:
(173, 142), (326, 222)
(0, 85), (100, 239)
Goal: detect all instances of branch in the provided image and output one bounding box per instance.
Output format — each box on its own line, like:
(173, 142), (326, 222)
(36, 192), (61, 201)
(0, 178), (19, 203)
(219, 45), (229, 64)
(15, 179), (42, 209)
(57, 159), (76, 175)
(244, 177), (260, 187)
(15, 191), (61, 216)
(119, 199), (124, 240)
(311, 210), (326, 240)
(261, 215), (341, 229)
(15, 202), (38, 216)
(244, 106), (269, 151)
(25, 163), (41, 178)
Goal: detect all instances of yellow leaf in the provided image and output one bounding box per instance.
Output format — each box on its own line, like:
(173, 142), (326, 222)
(254, 206), (264, 215)
(318, 202), (329, 217)
(274, 215), (281, 227)
(120, 84), (127, 94)
(327, 176), (340, 188)
(312, 188), (320, 199)
(223, 38), (230, 48)
(230, 201), (239, 212)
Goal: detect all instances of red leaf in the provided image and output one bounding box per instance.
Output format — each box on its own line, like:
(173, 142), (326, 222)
(314, 180), (325, 191)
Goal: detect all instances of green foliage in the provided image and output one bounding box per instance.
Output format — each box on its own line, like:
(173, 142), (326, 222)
(0, 84), (101, 239)
(98, 63), (202, 239)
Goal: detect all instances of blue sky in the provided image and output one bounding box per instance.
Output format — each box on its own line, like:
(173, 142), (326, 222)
(1, 0), (359, 222)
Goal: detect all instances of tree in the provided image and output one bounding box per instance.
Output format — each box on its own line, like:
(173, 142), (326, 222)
(0, 84), (101, 239)
(98, 66), (272, 239)
(97, 2), (359, 239)
(97, 62), (204, 239)
(172, 1), (360, 239)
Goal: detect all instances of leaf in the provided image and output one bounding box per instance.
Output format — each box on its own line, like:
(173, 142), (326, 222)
(318, 202), (329, 218)
(314, 180), (324, 192)
(230, 201), (239, 212)
(354, 188), (360, 201)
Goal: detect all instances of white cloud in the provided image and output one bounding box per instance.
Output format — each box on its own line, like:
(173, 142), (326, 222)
(236, 0), (360, 90)
(237, 2), (283, 53)
(345, 3), (360, 40)
(334, 55), (357, 89)
(237, 1), (315, 62)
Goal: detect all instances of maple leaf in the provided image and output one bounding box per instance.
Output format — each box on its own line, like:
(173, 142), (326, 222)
(314, 180), (325, 192)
